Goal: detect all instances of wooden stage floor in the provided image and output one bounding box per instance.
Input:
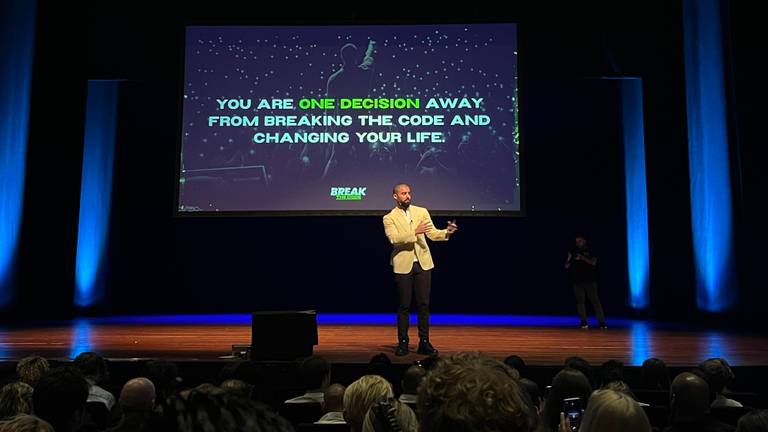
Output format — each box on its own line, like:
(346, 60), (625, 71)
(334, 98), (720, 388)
(2, 316), (767, 365)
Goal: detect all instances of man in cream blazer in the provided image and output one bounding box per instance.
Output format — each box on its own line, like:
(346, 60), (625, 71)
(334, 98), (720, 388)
(383, 183), (458, 356)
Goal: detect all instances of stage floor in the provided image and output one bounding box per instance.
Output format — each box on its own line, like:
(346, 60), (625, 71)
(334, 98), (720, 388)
(1, 314), (767, 366)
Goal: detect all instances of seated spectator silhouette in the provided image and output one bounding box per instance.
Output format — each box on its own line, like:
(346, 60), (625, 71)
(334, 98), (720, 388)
(570, 388), (652, 432)
(316, 383), (346, 424)
(285, 355), (331, 404)
(565, 356), (596, 388)
(697, 358), (743, 408)
(503, 355), (527, 377)
(32, 367), (89, 432)
(418, 352), (529, 432)
(666, 372), (735, 432)
(143, 360), (181, 402)
(641, 358), (671, 391)
(15, 356), (49, 388)
(106, 378), (155, 432)
(736, 409), (768, 432)
(344, 375), (394, 432)
(600, 360), (625, 387)
(73, 352), (116, 411)
(398, 365), (425, 408)
(541, 368), (593, 432)
(0, 382), (33, 419)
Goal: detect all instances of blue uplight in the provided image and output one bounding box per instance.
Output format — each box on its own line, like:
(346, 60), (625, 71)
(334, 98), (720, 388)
(0, 0), (36, 306)
(683, 0), (736, 312)
(75, 81), (119, 307)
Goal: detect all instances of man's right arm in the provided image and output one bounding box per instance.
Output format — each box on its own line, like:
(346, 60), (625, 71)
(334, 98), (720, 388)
(383, 215), (417, 245)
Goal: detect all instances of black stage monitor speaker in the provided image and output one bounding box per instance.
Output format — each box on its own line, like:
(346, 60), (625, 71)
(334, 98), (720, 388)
(251, 310), (318, 360)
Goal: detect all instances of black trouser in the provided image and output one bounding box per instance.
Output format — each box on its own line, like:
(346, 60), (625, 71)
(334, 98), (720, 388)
(573, 282), (606, 324)
(394, 262), (431, 342)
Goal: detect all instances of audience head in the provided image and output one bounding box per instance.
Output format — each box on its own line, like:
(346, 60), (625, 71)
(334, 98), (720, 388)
(579, 389), (652, 432)
(300, 355), (331, 391)
(0, 414), (54, 432)
(418, 352), (529, 432)
(736, 409), (768, 432)
(362, 397), (418, 432)
(323, 384), (346, 413)
(119, 377), (156, 413)
(696, 358), (736, 401)
(564, 356), (595, 387)
(518, 378), (540, 409)
(600, 360), (624, 386)
(542, 368), (593, 430)
(144, 360), (180, 400)
(670, 372), (710, 423)
(641, 358), (670, 390)
(503, 355), (527, 376)
(220, 379), (253, 400)
(15, 357), (49, 388)
(401, 365), (426, 396)
(72, 352), (108, 384)
(0, 383), (33, 419)
(344, 375), (394, 432)
(31, 367), (89, 432)
(367, 354), (394, 385)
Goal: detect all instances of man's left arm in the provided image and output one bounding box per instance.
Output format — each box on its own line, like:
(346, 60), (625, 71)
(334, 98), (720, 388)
(423, 209), (449, 242)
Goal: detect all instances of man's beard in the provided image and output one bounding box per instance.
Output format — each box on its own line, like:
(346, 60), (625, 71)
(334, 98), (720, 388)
(398, 201), (410, 210)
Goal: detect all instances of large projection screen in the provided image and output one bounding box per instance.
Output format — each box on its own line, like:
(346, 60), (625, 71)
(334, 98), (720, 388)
(177, 23), (520, 216)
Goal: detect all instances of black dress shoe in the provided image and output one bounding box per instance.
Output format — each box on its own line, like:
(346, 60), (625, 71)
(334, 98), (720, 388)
(395, 341), (409, 356)
(417, 339), (438, 356)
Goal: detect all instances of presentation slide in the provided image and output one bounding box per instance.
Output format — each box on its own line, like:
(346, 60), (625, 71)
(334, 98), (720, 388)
(178, 23), (519, 214)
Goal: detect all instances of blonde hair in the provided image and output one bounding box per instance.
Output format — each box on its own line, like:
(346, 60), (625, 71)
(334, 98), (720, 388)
(344, 375), (394, 432)
(0, 414), (54, 432)
(579, 389), (651, 432)
(15, 357), (49, 388)
(0, 383), (33, 418)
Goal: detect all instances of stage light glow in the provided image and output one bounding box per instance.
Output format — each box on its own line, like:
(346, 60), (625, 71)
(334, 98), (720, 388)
(75, 81), (119, 307)
(620, 78), (650, 309)
(0, 0), (36, 306)
(683, 0), (736, 312)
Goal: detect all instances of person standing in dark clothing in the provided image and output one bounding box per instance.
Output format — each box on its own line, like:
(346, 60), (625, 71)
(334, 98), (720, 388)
(565, 235), (607, 329)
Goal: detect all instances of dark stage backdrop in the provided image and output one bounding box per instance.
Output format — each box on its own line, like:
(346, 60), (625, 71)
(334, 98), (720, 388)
(11, 2), (768, 328)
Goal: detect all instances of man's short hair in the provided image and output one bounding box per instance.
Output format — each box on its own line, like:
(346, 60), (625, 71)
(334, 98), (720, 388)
(73, 352), (108, 381)
(401, 365), (426, 395)
(418, 352), (529, 432)
(16, 356), (50, 387)
(300, 355), (331, 390)
(696, 358), (735, 395)
(393, 183), (410, 194)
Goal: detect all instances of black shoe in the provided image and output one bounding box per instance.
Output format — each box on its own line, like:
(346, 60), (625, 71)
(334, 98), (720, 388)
(417, 339), (438, 356)
(599, 322), (608, 329)
(395, 340), (409, 356)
